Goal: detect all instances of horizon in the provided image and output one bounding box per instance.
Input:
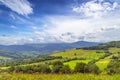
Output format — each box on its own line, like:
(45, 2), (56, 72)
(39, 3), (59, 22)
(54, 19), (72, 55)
(0, 0), (120, 45)
(0, 40), (101, 46)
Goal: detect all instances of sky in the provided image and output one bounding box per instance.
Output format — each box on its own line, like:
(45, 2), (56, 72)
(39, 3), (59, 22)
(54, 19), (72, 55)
(0, 0), (120, 45)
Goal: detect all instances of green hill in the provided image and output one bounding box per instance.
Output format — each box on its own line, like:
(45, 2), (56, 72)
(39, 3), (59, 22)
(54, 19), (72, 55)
(1, 41), (120, 75)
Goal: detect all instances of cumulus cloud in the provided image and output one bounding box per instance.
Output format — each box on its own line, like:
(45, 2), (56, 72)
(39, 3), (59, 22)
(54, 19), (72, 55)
(0, 0), (33, 16)
(41, 15), (120, 42)
(73, 0), (119, 18)
(0, 35), (46, 45)
(0, 0), (120, 45)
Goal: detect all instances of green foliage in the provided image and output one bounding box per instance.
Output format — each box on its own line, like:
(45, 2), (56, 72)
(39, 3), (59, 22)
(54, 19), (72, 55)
(74, 62), (87, 73)
(106, 60), (120, 75)
(7, 66), (15, 72)
(52, 61), (63, 66)
(60, 65), (71, 74)
(3, 41), (120, 76)
(52, 61), (63, 73)
(8, 64), (51, 73)
(85, 63), (100, 74)
(52, 65), (63, 73)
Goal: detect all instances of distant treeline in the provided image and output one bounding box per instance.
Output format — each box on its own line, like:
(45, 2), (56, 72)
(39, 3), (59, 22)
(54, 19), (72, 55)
(80, 41), (120, 50)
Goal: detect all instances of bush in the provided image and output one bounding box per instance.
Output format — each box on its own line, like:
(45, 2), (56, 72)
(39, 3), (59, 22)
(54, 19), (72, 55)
(60, 65), (71, 74)
(52, 61), (63, 73)
(74, 62), (87, 73)
(106, 60), (120, 75)
(85, 63), (100, 74)
(52, 61), (63, 66)
(111, 56), (118, 60)
(8, 66), (15, 72)
(8, 64), (51, 73)
(52, 65), (62, 73)
(32, 64), (51, 73)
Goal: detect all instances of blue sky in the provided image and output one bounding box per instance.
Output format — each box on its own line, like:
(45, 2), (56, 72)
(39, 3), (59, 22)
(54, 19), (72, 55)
(0, 0), (120, 45)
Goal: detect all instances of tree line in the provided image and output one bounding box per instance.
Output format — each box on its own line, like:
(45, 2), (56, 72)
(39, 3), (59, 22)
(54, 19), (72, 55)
(7, 61), (100, 74)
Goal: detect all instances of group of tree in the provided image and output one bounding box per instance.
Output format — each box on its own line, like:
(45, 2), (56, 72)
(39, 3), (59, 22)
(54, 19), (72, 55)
(106, 55), (120, 75)
(7, 61), (100, 74)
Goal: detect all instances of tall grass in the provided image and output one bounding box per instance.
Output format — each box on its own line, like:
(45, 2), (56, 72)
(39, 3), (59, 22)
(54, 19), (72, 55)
(0, 73), (120, 80)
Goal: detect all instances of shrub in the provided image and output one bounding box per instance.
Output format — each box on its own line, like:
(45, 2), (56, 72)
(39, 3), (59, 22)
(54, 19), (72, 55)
(52, 61), (63, 73)
(52, 61), (63, 66)
(52, 65), (62, 73)
(106, 60), (120, 75)
(60, 65), (71, 74)
(8, 66), (15, 72)
(85, 63), (100, 74)
(74, 62), (87, 73)
(8, 64), (51, 73)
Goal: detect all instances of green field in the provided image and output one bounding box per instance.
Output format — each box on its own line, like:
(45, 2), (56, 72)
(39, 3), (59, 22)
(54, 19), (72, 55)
(96, 59), (110, 71)
(1, 47), (120, 80)
(0, 48), (112, 71)
(64, 60), (90, 70)
(50, 49), (105, 59)
(0, 73), (120, 80)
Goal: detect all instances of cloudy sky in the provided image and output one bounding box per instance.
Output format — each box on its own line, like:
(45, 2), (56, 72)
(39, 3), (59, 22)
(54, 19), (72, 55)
(0, 0), (120, 45)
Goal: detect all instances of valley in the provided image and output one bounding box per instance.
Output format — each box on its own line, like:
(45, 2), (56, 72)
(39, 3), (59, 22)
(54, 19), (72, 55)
(0, 41), (120, 80)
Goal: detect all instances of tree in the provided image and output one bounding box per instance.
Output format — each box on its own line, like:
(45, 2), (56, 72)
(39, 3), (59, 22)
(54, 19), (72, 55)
(52, 61), (63, 66)
(85, 63), (100, 74)
(60, 65), (71, 74)
(52, 61), (63, 73)
(8, 66), (15, 72)
(106, 60), (120, 75)
(74, 53), (77, 56)
(74, 62), (87, 73)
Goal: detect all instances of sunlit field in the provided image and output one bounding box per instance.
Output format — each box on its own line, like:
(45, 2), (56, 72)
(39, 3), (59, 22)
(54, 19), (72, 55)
(0, 73), (120, 80)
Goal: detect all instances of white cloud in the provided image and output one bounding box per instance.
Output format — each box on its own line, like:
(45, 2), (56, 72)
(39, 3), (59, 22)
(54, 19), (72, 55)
(9, 13), (34, 25)
(0, 35), (46, 45)
(0, 0), (120, 45)
(39, 13), (120, 42)
(0, 0), (33, 16)
(73, 0), (119, 18)
(1, 14), (120, 45)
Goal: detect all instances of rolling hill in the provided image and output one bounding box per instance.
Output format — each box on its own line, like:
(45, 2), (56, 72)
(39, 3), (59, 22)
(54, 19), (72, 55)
(0, 41), (100, 59)
(1, 41), (120, 77)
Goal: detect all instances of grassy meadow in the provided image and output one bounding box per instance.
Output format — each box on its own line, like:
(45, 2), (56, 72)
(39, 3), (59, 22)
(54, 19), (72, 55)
(50, 49), (105, 59)
(0, 73), (120, 80)
(0, 47), (120, 80)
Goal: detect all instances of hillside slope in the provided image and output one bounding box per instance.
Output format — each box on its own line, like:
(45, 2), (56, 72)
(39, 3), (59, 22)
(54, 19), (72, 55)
(0, 41), (99, 59)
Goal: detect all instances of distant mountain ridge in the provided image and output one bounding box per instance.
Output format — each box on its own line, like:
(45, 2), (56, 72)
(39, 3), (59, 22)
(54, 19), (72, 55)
(0, 41), (100, 59)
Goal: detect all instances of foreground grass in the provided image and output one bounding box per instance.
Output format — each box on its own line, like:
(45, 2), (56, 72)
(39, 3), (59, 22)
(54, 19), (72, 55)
(0, 73), (120, 80)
